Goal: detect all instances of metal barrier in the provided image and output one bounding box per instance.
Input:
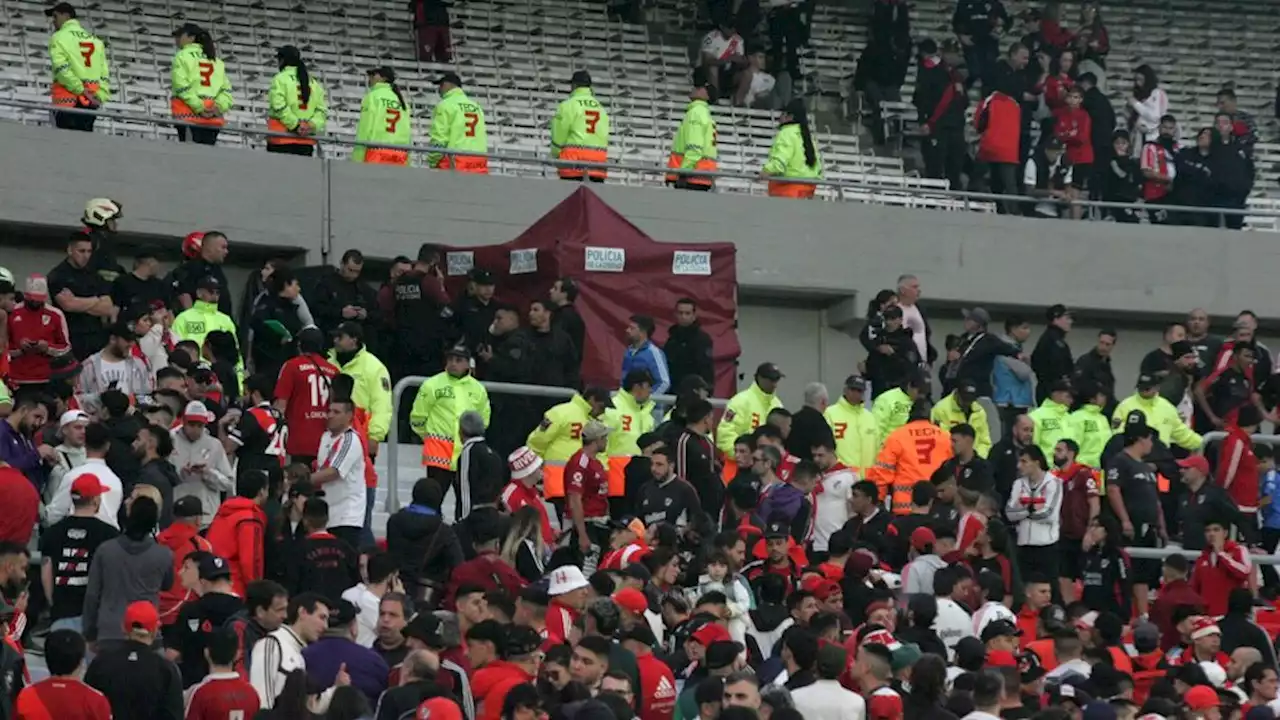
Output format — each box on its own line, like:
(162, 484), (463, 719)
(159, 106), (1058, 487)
(2, 99), (1272, 223)
(384, 377), (728, 513)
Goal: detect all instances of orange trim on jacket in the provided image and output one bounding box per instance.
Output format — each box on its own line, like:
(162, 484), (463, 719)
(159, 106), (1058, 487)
(558, 147), (607, 179)
(767, 181), (816, 199)
(171, 98), (225, 127)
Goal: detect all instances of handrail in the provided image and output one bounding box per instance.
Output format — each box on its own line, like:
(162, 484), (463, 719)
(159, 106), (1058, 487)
(4, 99), (1274, 220)
(385, 377), (728, 513)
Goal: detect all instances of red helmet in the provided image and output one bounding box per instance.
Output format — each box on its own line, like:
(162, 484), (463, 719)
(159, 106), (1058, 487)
(182, 232), (205, 259)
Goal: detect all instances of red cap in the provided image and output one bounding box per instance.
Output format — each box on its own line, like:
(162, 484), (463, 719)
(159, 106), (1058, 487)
(910, 526), (937, 552)
(70, 473), (108, 500)
(416, 698), (465, 720)
(1177, 455), (1211, 475)
(692, 623), (732, 646)
(985, 650), (1019, 668)
(1184, 686), (1220, 711)
(123, 601), (160, 634)
(612, 588), (648, 615)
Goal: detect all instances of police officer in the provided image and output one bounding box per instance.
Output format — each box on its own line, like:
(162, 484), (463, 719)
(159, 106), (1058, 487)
(391, 243), (452, 381)
(451, 268), (497, 353)
(478, 303), (532, 457)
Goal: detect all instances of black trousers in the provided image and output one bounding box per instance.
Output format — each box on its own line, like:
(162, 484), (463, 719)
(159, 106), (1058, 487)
(177, 125), (219, 145)
(1018, 542), (1060, 587)
(54, 110), (96, 132)
(989, 163), (1020, 215)
(329, 525), (363, 550)
(768, 6), (805, 80)
(924, 128), (967, 191)
(267, 143), (315, 156)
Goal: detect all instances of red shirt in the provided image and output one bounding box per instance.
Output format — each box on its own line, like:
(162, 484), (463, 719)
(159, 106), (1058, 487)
(501, 481), (554, 545)
(975, 92), (1021, 164)
(184, 673), (260, 720)
(441, 550), (527, 610)
(565, 449), (609, 518)
(600, 541), (650, 571)
(274, 354), (338, 457)
(15, 676), (111, 720)
(1219, 425), (1260, 512)
(1140, 142), (1176, 202)
(1151, 578), (1205, 651)
(471, 661), (536, 720)
(1053, 107), (1094, 165)
(779, 453), (799, 482)
(155, 522), (212, 625)
(635, 650), (677, 720)
(6, 305), (71, 385)
(544, 598), (580, 646)
(1043, 74), (1074, 111)
(0, 468), (38, 546)
(865, 686), (904, 720)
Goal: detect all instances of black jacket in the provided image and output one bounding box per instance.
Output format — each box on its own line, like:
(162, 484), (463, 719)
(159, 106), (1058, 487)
(853, 37), (911, 92)
(952, 0), (1010, 41)
(1177, 483), (1242, 550)
(250, 294), (305, 381)
(286, 532), (360, 600)
(481, 329), (536, 458)
(785, 406), (835, 462)
(1082, 87), (1116, 167)
(674, 428), (721, 515)
(374, 679), (455, 720)
(138, 457), (181, 529)
(527, 326), (581, 390)
(914, 60), (968, 132)
(1073, 348), (1116, 403)
(663, 322), (715, 387)
(862, 325), (921, 394)
(1032, 325), (1073, 391)
(457, 438), (504, 521)
(85, 639), (184, 720)
(1172, 147), (1215, 208)
(449, 293), (497, 353)
(551, 303), (586, 368)
(956, 332), (1020, 397)
(1099, 156), (1142, 204)
(385, 507), (464, 592)
(1218, 613), (1280, 670)
(933, 455), (996, 498)
(1209, 138), (1254, 202)
(988, 438), (1025, 505)
(310, 268), (378, 338)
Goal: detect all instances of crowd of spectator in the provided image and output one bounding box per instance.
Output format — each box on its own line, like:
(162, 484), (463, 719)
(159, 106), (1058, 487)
(0, 198), (1279, 720)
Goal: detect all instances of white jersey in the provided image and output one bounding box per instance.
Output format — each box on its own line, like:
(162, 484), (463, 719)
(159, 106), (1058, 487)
(315, 428), (366, 529)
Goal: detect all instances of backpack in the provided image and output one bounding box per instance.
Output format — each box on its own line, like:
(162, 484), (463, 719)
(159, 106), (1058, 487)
(1060, 465), (1095, 540)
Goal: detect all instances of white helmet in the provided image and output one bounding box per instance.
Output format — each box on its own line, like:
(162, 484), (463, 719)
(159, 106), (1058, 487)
(83, 198), (122, 228)
(0, 268), (12, 287)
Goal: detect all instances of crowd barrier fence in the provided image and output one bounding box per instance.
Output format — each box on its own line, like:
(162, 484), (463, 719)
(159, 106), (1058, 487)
(2, 99), (1275, 225)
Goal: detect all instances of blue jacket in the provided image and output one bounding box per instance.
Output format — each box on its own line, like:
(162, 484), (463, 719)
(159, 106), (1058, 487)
(758, 482), (806, 527)
(302, 635), (389, 705)
(622, 340), (671, 396)
(0, 420), (43, 490)
(1262, 469), (1280, 530)
(991, 333), (1034, 409)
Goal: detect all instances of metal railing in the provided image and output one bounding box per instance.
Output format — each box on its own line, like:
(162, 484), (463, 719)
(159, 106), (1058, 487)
(384, 377), (728, 512)
(5, 99), (1275, 223)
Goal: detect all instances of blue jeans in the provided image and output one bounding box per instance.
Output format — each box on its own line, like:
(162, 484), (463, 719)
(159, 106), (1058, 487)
(362, 486), (376, 546)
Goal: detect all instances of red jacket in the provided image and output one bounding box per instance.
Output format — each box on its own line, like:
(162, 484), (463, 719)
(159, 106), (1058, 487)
(1041, 20), (1075, 51)
(975, 92), (1021, 165)
(206, 497), (267, 597)
(471, 660), (535, 720)
(441, 550), (527, 610)
(1191, 541), (1251, 616)
(1043, 75), (1074, 111)
(1151, 578), (1205, 650)
(635, 650), (677, 720)
(1053, 107), (1094, 165)
(6, 304), (71, 385)
(1219, 425), (1260, 513)
(544, 599), (580, 646)
(156, 521), (213, 625)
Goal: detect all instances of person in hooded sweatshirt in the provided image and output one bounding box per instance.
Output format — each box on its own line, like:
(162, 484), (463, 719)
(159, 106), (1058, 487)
(1098, 130), (1142, 222)
(1172, 127), (1216, 226)
(1208, 112), (1254, 230)
(385, 476), (464, 602)
(1077, 73), (1115, 187)
(206, 468), (270, 598)
(82, 496), (174, 652)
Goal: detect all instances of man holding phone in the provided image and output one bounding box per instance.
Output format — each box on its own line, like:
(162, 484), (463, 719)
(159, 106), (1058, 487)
(390, 243), (452, 382)
(171, 401), (234, 527)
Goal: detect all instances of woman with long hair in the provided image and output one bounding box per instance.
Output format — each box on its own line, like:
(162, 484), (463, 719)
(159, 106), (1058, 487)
(904, 653), (959, 720)
(268, 45), (329, 156)
(1075, 3), (1110, 86)
(1128, 64), (1168, 153)
(1043, 49), (1077, 112)
(499, 506), (547, 582)
(354, 66), (411, 164)
(170, 23), (233, 145)
(761, 98), (822, 198)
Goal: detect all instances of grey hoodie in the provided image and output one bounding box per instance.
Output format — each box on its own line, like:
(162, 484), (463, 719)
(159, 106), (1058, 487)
(902, 553), (948, 598)
(81, 534), (174, 642)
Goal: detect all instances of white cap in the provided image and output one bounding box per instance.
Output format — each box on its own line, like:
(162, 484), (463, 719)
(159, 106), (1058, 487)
(181, 400), (215, 424)
(59, 410), (90, 428)
(547, 565), (590, 596)
(508, 446), (543, 481)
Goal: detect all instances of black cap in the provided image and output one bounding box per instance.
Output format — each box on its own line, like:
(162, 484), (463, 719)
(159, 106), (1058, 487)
(368, 66), (397, 82)
(196, 275), (222, 293)
(1170, 340), (1194, 358)
(1136, 373), (1160, 390)
(332, 320), (364, 341)
(956, 381), (979, 398)
(704, 640), (745, 670)
(620, 624), (657, 646)
(198, 554), (232, 581)
(1045, 137), (1065, 151)
(755, 362), (784, 381)
(173, 496), (203, 518)
(979, 619), (1023, 643)
(519, 585), (550, 607)
(844, 374), (867, 390)
(1046, 304), (1072, 322)
(50, 354), (81, 381)
(403, 613), (444, 647)
(172, 22), (203, 38)
(764, 520), (789, 540)
(692, 66), (713, 90)
(622, 563), (651, 583)
(45, 2), (76, 17)
(1047, 378), (1074, 395)
(468, 268), (495, 285)
(503, 626), (544, 658)
(276, 45), (301, 60)
(570, 70), (593, 86)
(445, 345), (472, 360)
(883, 305), (904, 319)
(109, 321), (137, 342)
(328, 599), (360, 628)
(466, 619), (507, 645)
(437, 71), (463, 87)
(1019, 650), (1046, 682)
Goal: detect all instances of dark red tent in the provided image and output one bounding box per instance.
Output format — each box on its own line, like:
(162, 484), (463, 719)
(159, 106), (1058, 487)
(442, 187), (739, 396)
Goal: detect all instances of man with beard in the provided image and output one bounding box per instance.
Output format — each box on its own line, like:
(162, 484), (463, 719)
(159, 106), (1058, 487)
(526, 298), (580, 394)
(0, 390), (49, 490)
(664, 298), (714, 388)
(1140, 114), (1179, 224)
(1186, 308), (1223, 380)
(477, 303), (532, 457)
